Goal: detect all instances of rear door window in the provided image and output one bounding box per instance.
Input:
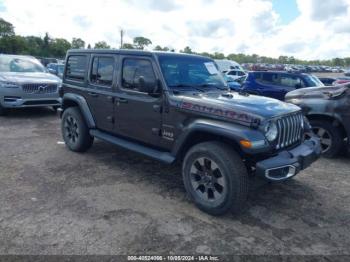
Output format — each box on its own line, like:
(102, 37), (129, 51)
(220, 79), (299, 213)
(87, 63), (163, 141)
(256, 73), (280, 85)
(90, 56), (114, 87)
(280, 75), (305, 88)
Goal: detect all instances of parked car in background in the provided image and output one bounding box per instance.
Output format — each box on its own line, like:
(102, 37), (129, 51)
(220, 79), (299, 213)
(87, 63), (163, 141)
(318, 77), (336, 86)
(215, 59), (244, 72)
(225, 69), (246, 80)
(242, 71), (324, 101)
(223, 75), (245, 91)
(286, 84), (350, 158)
(344, 69), (350, 76)
(0, 54), (61, 115)
(333, 77), (350, 85)
(47, 63), (64, 78)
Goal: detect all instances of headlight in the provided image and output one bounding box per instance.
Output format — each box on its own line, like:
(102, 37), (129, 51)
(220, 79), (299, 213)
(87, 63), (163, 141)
(264, 121), (278, 142)
(0, 81), (19, 88)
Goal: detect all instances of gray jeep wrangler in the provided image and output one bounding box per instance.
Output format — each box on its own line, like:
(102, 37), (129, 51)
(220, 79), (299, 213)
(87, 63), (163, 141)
(59, 49), (321, 215)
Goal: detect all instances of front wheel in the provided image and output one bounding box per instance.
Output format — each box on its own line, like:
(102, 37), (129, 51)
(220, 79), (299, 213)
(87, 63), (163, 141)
(61, 107), (94, 152)
(309, 120), (343, 158)
(182, 142), (249, 216)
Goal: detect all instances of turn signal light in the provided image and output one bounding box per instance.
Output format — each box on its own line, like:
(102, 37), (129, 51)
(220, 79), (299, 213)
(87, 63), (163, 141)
(240, 140), (252, 149)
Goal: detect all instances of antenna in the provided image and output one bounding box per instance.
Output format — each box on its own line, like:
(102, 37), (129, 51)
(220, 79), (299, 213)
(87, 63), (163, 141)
(120, 29), (124, 49)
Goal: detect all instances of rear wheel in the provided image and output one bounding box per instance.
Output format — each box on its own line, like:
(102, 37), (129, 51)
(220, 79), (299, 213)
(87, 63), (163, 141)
(0, 104), (6, 116)
(61, 107), (94, 152)
(182, 142), (249, 216)
(309, 120), (343, 158)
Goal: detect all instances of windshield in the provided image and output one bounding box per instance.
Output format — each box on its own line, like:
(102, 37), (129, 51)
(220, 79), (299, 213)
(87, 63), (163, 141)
(0, 56), (46, 73)
(158, 55), (227, 90)
(305, 75), (324, 87)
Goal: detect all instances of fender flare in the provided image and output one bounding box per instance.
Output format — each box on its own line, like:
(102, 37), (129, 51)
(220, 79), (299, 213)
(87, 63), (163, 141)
(171, 119), (267, 157)
(62, 93), (96, 128)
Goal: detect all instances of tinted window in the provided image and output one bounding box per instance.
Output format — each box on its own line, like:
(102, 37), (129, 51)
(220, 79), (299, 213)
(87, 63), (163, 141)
(280, 75), (304, 88)
(256, 73), (279, 85)
(66, 55), (87, 81)
(90, 57), (114, 86)
(122, 59), (156, 91)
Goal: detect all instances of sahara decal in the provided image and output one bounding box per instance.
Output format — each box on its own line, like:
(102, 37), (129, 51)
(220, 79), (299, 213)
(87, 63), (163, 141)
(180, 101), (261, 124)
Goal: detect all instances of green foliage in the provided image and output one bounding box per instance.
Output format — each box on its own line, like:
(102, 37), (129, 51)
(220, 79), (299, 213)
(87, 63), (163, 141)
(0, 18), (15, 37)
(0, 35), (27, 54)
(94, 41), (110, 49)
(72, 38), (85, 49)
(154, 45), (170, 51)
(133, 36), (152, 50)
(121, 43), (135, 49)
(50, 38), (71, 57)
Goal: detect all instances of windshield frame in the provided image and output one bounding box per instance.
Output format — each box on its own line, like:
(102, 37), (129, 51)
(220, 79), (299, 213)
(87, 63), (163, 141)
(0, 56), (46, 73)
(156, 54), (228, 93)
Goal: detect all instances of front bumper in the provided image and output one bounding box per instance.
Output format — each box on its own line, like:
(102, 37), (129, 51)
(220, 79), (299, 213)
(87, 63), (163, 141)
(255, 136), (321, 181)
(0, 96), (61, 108)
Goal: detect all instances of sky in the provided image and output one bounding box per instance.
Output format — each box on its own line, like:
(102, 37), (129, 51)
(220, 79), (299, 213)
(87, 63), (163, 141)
(0, 0), (349, 60)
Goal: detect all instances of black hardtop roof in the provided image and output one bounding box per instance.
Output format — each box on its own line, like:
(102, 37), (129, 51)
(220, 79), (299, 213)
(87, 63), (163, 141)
(67, 49), (211, 59)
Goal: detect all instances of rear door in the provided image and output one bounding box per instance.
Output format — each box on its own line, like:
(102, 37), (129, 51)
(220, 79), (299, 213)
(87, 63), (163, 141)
(255, 72), (291, 100)
(85, 54), (117, 132)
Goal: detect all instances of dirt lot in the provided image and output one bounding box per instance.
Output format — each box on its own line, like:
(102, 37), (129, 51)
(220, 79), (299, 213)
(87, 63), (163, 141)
(0, 108), (349, 255)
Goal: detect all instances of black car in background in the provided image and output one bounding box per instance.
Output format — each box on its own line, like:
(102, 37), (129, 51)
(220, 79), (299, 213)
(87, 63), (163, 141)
(286, 84), (350, 158)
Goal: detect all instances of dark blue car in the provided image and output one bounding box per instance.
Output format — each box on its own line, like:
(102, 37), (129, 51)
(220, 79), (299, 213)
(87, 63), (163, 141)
(242, 71), (324, 100)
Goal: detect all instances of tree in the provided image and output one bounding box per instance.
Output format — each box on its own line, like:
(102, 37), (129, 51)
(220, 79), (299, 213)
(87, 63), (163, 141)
(94, 41), (110, 49)
(87, 43), (91, 49)
(50, 38), (71, 58)
(71, 38), (85, 49)
(133, 36), (152, 50)
(0, 18), (15, 37)
(154, 45), (170, 51)
(181, 46), (193, 54)
(0, 35), (27, 54)
(121, 43), (135, 49)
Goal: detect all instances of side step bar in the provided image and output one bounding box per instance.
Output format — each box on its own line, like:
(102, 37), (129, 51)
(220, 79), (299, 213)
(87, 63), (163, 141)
(89, 129), (175, 164)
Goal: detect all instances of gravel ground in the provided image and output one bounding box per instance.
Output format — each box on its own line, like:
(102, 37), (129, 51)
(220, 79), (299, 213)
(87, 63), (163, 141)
(0, 108), (349, 255)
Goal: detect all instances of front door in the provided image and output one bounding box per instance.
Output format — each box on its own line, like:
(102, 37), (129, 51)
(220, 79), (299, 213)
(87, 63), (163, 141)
(114, 56), (162, 146)
(85, 54), (117, 132)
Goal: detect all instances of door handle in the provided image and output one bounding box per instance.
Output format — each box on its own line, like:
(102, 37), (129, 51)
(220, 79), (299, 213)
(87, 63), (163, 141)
(88, 92), (98, 97)
(116, 97), (128, 104)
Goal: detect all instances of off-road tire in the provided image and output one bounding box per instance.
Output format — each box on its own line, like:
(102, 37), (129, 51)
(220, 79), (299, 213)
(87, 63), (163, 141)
(310, 119), (343, 158)
(182, 141), (249, 216)
(61, 107), (94, 152)
(0, 104), (6, 116)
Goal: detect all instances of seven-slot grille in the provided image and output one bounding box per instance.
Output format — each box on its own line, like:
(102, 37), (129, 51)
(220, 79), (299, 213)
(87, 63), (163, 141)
(22, 83), (57, 94)
(275, 112), (304, 150)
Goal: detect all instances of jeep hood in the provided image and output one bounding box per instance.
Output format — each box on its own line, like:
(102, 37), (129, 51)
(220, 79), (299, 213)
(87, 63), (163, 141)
(0, 72), (61, 84)
(285, 85), (349, 100)
(176, 91), (300, 125)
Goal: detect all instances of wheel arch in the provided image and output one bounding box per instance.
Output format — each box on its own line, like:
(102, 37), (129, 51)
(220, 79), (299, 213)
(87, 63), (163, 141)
(173, 129), (245, 162)
(307, 113), (347, 138)
(62, 93), (96, 128)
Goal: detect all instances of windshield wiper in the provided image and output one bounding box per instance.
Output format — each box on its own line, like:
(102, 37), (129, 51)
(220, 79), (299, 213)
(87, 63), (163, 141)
(195, 84), (229, 91)
(169, 84), (206, 93)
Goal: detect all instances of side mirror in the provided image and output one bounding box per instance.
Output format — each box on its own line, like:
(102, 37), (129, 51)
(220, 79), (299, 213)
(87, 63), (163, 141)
(136, 76), (161, 95)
